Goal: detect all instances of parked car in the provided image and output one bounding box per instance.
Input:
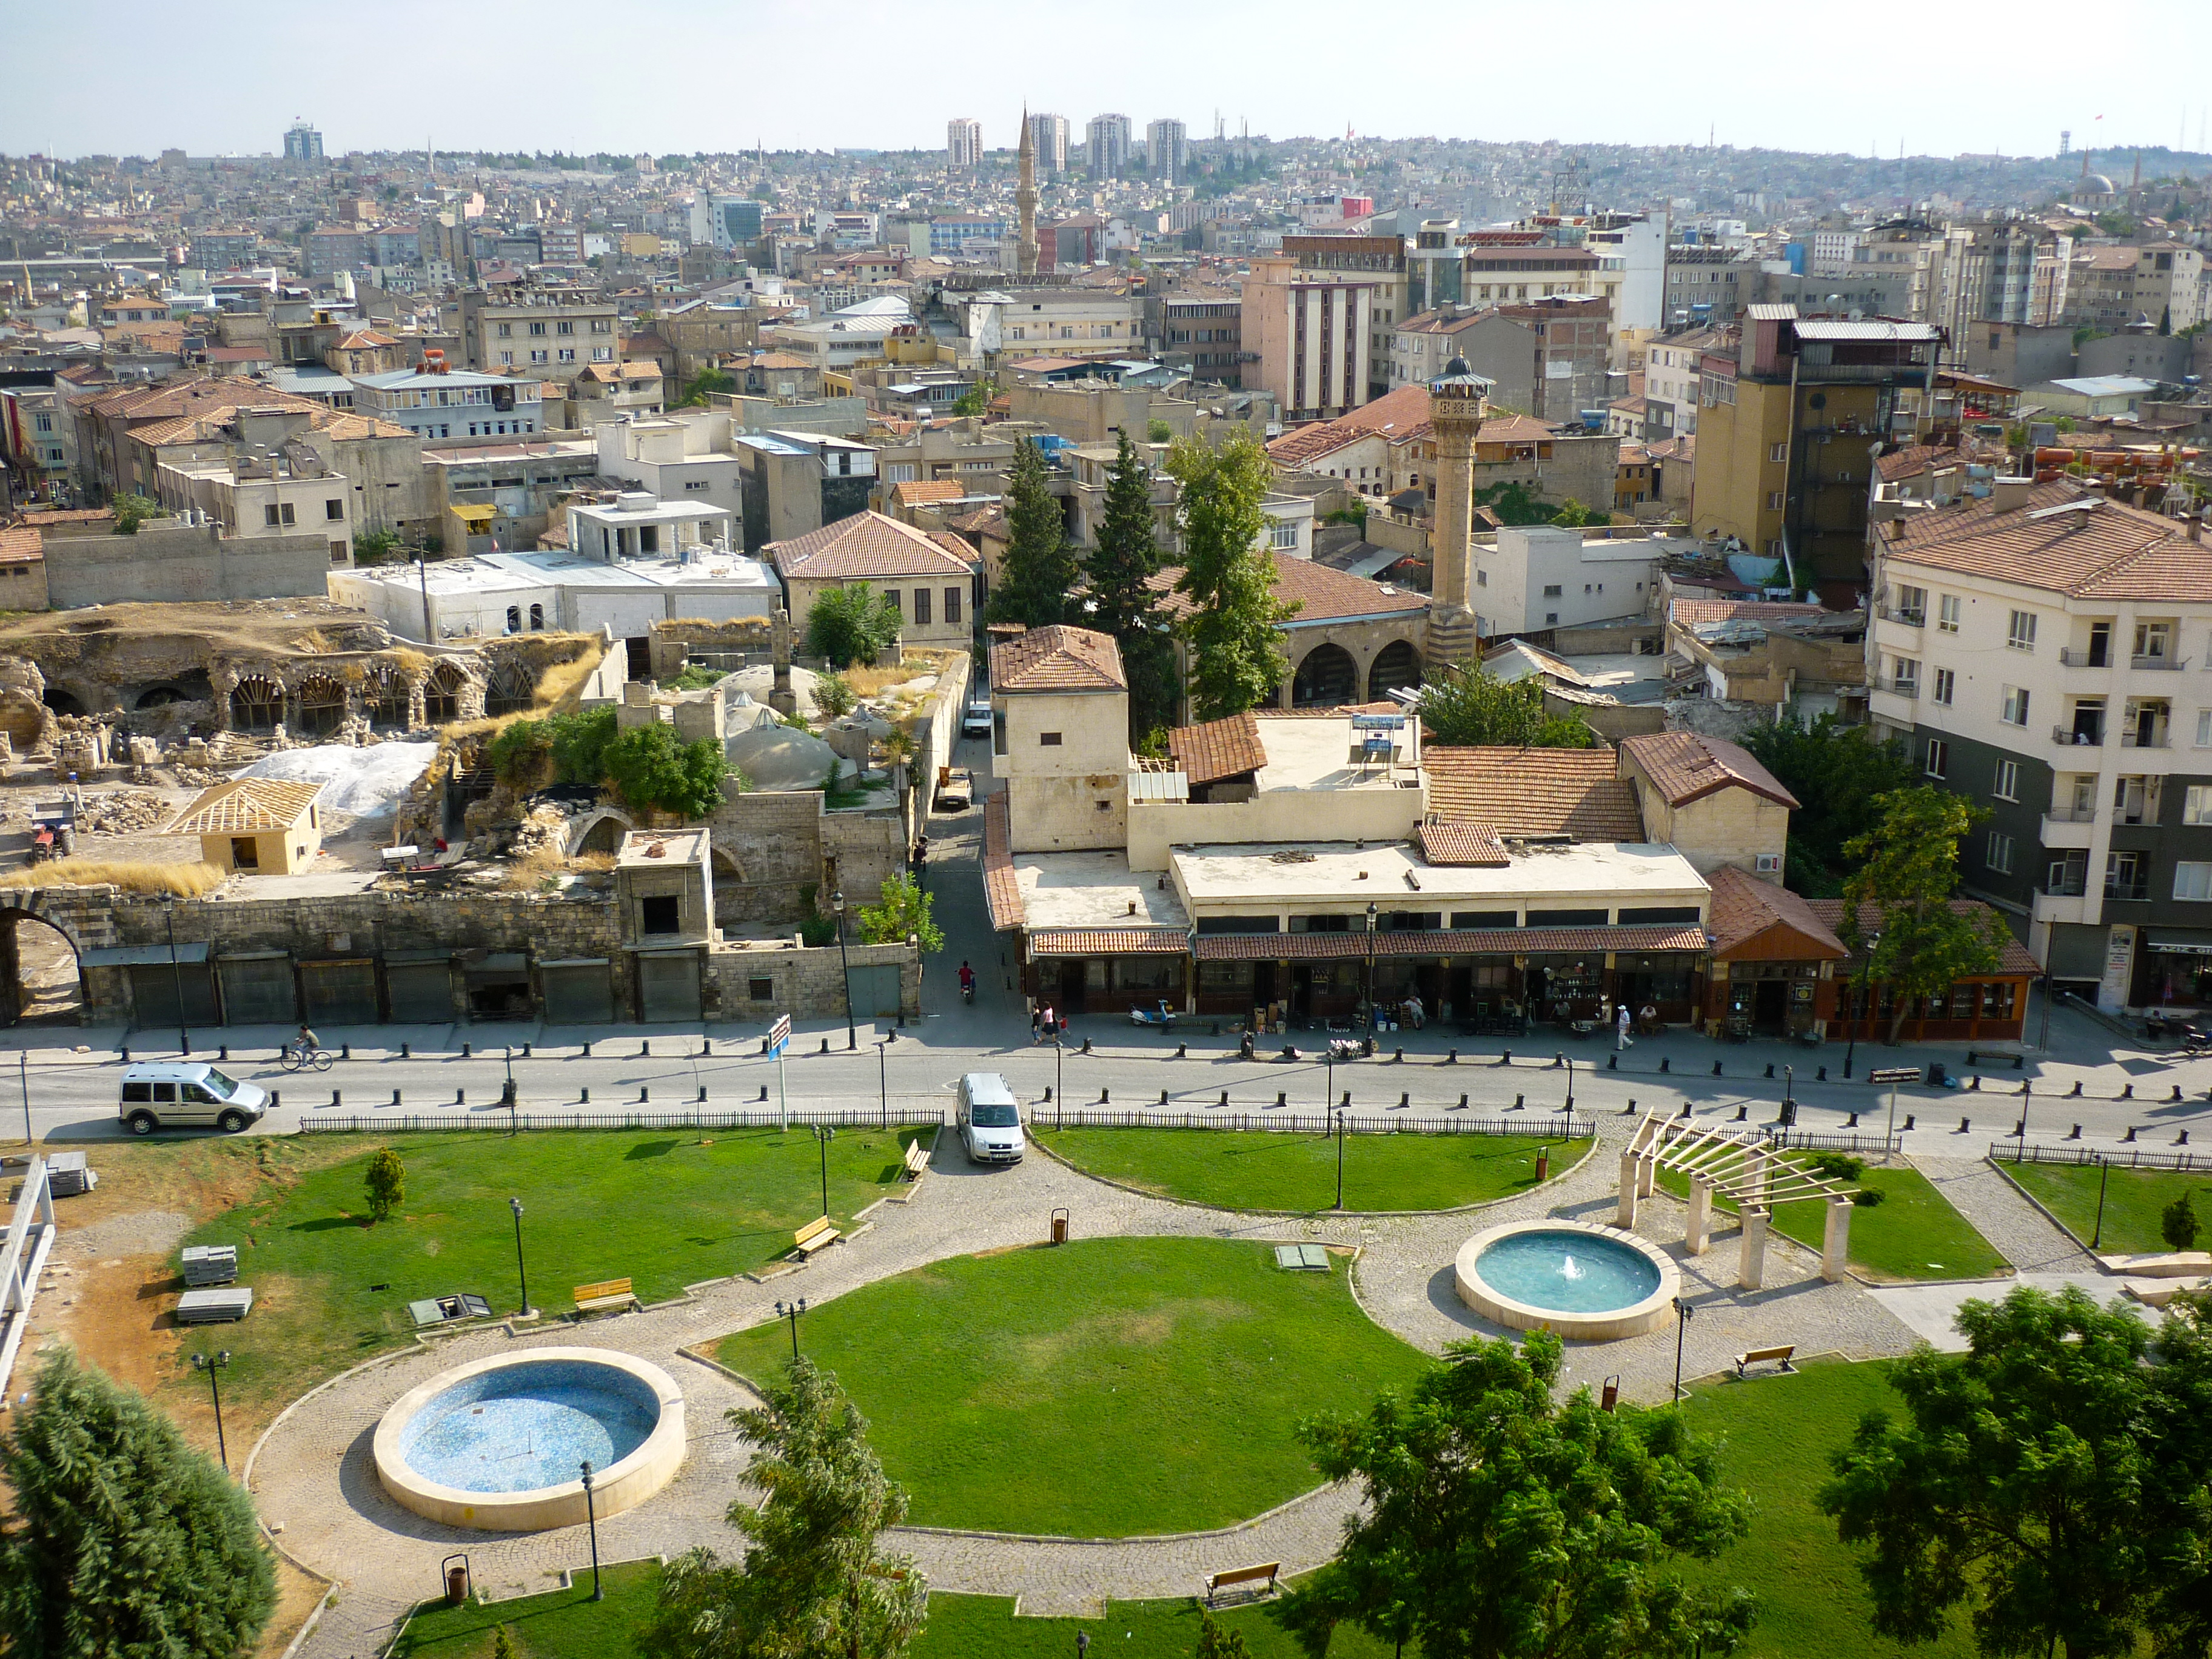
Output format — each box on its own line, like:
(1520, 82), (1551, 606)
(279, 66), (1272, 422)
(956, 1071), (1024, 1164)
(935, 766), (973, 811)
(962, 699), (992, 739)
(118, 1062), (269, 1135)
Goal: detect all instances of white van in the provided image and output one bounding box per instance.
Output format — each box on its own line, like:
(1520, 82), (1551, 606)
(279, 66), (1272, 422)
(119, 1062), (270, 1136)
(956, 1071), (1024, 1165)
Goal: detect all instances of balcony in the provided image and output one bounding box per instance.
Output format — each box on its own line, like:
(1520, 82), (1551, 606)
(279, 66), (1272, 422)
(2059, 647), (2112, 668)
(2032, 886), (2089, 925)
(1885, 679), (1920, 699)
(2040, 812), (2097, 850)
(2132, 654), (2187, 671)
(1879, 608), (1925, 628)
(2120, 729), (2172, 749)
(2054, 725), (2104, 748)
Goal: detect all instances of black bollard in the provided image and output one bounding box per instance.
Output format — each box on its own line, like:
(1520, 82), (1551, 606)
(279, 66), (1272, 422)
(2012, 1119), (2025, 1137)
(218, 1044), (229, 1062)
(2123, 1083), (2134, 1099)
(400, 1042), (411, 1059)
(1082, 1037), (1093, 1055)
(1446, 1049), (1458, 1064)
(1500, 1049), (1512, 1065)
(638, 1085), (649, 1104)
(2125, 1124), (2139, 1142)
(1099, 1087), (1110, 1104)
(1515, 1092), (1525, 1108)
(1678, 1102), (1692, 1119)
(1846, 1110), (1859, 1128)
(332, 1090), (341, 1108)
(270, 1090), (279, 1109)
(2182, 1130), (2194, 1146)
(461, 1042), (472, 1058)
(1620, 1101), (1637, 1115)
(697, 1086), (707, 1104)
(1340, 1090), (1352, 1108)
(1175, 1042), (1186, 1057)
(1456, 1093), (1469, 1110)
(1959, 1116), (1971, 1133)
(456, 1088), (466, 1105)
(820, 1038), (830, 1054)
(2068, 1123), (2081, 1139)
(1160, 1089), (1168, 1104)
(762, 1038), (772, 1056)
(341, 1044), (351, 1061)
(581, 1087), (590, 1104)
(1275, 1090), (1287, 1107)
(642, 1041), (651, 1058)
(526, 1043), (535, 1059)
(2070, 1081), (2083, 1097)
(1735, 1104), (1749, 1121)
(1712, 1060), (1723, 1076)
(1765, 1062), (1775, 1079)
(2014, 1055), (2025, 1070)
(1969, 1074), (1982, 1091)
(2174, 1086), (2187, 1102)
(391, 1089), (400, 1106)
(758, 1085), (768, 1102)
(1607, 1054), (1618, 1070)
(1817, 1065), (1828, 1082)
(1044, 1085), (1053, 1101)
(1393, 1047), (1403, 1062)
(1398, 1091), (1410, 1108)
(1660, 1056), (1671, 1073)
(582, 1042), (592, 1059)
(1903, 1114), (1914, 1131)
(1553, 1052), (1564, 1068)
(1219, 1091), (1229, 1107)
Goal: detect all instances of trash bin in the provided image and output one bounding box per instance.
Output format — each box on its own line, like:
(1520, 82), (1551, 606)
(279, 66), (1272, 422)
(1535, 1150), (1550, 1182)
(443, 1554), (471, 1605)
(1050, 1207), (1069, 1245)
(1926, 1062), (1948, 1088)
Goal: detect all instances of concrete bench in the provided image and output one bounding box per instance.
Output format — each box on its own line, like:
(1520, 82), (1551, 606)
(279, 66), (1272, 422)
(572, 1277), (639, 1316)
(792, 1216), (841, 1259)
(1204, 1562), (1280, 1607)
(1735, 1344), (1796, 1379)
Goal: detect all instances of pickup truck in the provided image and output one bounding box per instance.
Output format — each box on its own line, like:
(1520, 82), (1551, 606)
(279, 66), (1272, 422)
(934, 766), (973, 812)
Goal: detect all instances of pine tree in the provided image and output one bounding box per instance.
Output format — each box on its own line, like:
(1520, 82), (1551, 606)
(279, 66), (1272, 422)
(1084, 428), (1179, 737)
(986, 437), (1079, 628)
(645, 1357), (927, 1659)
(1167, 435), (1293, 721)
(0, 1350), (277, 1659)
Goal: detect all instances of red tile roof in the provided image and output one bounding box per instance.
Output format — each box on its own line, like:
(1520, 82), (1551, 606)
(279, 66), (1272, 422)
(1423, 746), (1644, 841)
(1704, 865), (1845, 959)
(0, 528), (43, 565)
(990, 625), (1127, 693)
(1194, 924), (1708, 962)
(1884, 480), (2207, 602)
(1168, 712), (1266, 786)
(1806, 898), (2040, 976)
(1417, 822), (1510, 866)
(767, 509), (977, 581)
(1265, 385), (1435, 467)
(1621, 731), (1798, 810)
(890, 479), (966, 506)
(1030, 930), (1189, 956)
(1671, 598), (1831, 626)
(1147, 558), (1428, 626)
(982, 794), (1022, 931)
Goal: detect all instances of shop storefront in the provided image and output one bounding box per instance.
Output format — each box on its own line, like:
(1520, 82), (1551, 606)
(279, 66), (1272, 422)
(2135, 930), (2212, 1012)
(1811, 898), (2039, 1045)
(1025, 929), (1190, 1015)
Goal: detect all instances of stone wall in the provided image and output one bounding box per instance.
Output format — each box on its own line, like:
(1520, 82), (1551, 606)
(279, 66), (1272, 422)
(705, 937), (920, 1022)
(702, 790), (826, 927)
(45, 523), (337, 609)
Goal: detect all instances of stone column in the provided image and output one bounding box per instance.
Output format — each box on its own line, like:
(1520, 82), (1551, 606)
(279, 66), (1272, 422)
(1738, 1208), (1770, 1290)
(1744, 1147), (1768, 1209)
(1685, 1178), (1713, 1255)
(1822, 1196), (1854, 1282)
(1617, 1150), (1641, 1228)
(1638, 1153), (1657, 1199)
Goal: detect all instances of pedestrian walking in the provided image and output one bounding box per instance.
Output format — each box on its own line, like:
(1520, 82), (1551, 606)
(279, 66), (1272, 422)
(1030, 1005), (1041, 1045)
(1616, 1002), (1634, 1050)
(1043, 1004), (1057, 1042)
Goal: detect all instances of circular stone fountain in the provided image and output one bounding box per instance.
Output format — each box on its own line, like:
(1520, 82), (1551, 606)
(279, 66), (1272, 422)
(373, 1348), (686, 1531)
(1454, 1219), (1680, 1340)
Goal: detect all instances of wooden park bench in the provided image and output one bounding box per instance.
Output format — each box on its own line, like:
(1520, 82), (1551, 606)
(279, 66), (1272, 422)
(791, 1216), (842, 1259)
(1735, 1344), (1796, 1379)
(1204, 1562), (1281, 1607)
(572, 1278), (639, 1317)
(902, 1141), (931, 1181)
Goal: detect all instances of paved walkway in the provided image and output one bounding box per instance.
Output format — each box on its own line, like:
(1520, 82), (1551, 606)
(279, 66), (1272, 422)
(1913, 1156), (2099, 1274)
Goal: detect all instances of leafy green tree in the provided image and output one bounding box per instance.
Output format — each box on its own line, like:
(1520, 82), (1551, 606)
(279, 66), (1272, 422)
(856, 873), (943, 953)
(1416, 662), (1594, 749)
(1146, 418), (1174, 444)
(354, 527), (401, 564)
(806, 583), (902, 668)
(987, 438), (1079, 628)
(1742, 715), (1916, 895)
(950, 377), (996, 418)
(1472, 480), (1558, 526)
(364, 1147), (406, 1222)
(812, 669), (858, 719)
(1168, 435), (1293, 720)
(680, 366), (734, 407)
(1195, 1609), (1252, 1658)
(1083, 428), (1179, 737)
(1819, 1285), (2157, 1659)
(110, 492), (158, 535)
(0, 1350), (277, 1658)
(1549, 497), (1598, 528)
(1275, 1329), (1754, 1659)
(605, 723), (740, 819)
(488, 705), (618, 789)
(2165, 1192), (2201, 1252)
(1838, 787), (2007, 1044)
(644, 1357), (926, 1659)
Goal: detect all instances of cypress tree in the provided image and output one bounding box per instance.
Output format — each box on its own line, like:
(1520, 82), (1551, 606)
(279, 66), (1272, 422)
(0, 1350), (277, 1659)
(1082, 428), (1179, 739)
(985, 437), (1079, 628)
(1167, 435), (1293, 721)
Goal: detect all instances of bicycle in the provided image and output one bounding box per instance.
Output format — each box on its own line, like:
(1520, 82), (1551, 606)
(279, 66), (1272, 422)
(280, 1044), (334, 1073)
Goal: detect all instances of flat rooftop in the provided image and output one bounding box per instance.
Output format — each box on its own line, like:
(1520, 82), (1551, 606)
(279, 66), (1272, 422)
(1171, 840), (1709, 910)
(341, 549), (777, 596)
(1015, 851), (1192, 931)
(1252, 714), (1418, 792)
(619, 828), (708, 868)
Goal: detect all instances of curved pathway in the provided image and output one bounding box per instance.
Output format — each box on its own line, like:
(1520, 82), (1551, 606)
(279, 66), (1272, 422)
(261, 1127), (1946, 1655)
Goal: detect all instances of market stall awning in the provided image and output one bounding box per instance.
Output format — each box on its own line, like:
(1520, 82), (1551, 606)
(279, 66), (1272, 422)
(1030, 930), (1190, 958)
(1192, 925), (1710, 962)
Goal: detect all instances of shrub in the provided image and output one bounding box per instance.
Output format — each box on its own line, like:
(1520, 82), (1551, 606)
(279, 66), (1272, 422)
(603, 722), (737, 818)
(1809, 1152), (1865, 1182)
(364, 1148), (406, 1222)
(1852, 1187), (1887, 1207)
(813, 671), (857, 720)
(110, 493), (158, 535)
(353, 528), (401, 565)
(805, 584), (902, 668)
(2163, 1191), (2200, 1252)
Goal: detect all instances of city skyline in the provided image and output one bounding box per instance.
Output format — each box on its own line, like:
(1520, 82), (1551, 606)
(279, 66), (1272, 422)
(4, 0), (2204, 163)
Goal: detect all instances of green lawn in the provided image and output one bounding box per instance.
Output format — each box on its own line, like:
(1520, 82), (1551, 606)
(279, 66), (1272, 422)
(390, 1560), (660, 1659)
(179, 1127), (919, 1417)
(1033, 1125), (1587, 1213)
(715, 1235), (1431, 1537)
(1653, 1156), (2006, 1282)
(1683, 1358), (1976, 1659)
(2006, 1158), (2212, 1254)
(387, 1566), (1401, 1658)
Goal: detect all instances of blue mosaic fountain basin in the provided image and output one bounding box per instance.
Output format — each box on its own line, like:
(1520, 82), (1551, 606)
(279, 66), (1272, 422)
(395, 1358), (661, 1494)
(1473, 1227), (1663, 1314)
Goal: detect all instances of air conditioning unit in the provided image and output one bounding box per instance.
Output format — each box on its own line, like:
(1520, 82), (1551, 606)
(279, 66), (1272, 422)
(1755, 853), (1783, 874)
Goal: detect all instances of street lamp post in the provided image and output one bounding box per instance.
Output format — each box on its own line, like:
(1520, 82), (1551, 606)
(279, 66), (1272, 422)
(17, 1051), (29, 1147)
(579, 1461), (604, 1601)
(774, 1296), (808, 1361)
(509, 1196), (532, 1316)
(1671, 1297), (1694, 1403)
(2017, 1079), (2032, 1164)
(1363, 902), (1378, 1031)
(1563, 1055), (1575, 1118)
(164, 896), (190, 1056)
(877, 1037), (888, 1128)
(813, 1124), (834, 1220)
(1334, 1107), (1346, 1210)
(833, 889), (856, 1050)
(2093, 1156), (2112, 1249)
(1053, 1018), (1064, 1107)
(503, 1045), (518, 1136)
(414, 548), (434, 644)
(190, 1350), (231, 1473)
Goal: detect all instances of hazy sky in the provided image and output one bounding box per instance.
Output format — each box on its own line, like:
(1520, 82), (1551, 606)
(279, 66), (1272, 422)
(5, 0), (2207, 164)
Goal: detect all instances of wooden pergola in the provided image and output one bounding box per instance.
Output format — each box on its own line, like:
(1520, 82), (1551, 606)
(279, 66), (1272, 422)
(1618, 1111), (1860, 1289)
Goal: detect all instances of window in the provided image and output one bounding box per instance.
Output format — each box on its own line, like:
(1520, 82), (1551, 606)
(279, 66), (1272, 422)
(498, 350), (514, 366)
(2187, 785), (2212, 825)
(558, 349), (575, 363)
(1924, 737), (1948, 778)
(1932, 667), (1955, 705)
(2197, 709), (2212, 748)
(913, 588), (931, 626)
(505, 606), (521, 632)
(1476, 569), (1487, 586)
(263, 503), (280, 526)
(748, 975), (774, 1001)
(881, 588), (900, 617)
(2109, 850), (2150, 900)
(325, 498), (344, 521)
(1986, 832), (2014, 874)
(2002, 686), (2030, 726)
(1994, 759), (2019, 800)
(640, 894), (680, 934)
(1765, 490), (1785, 511)
(530, 350), (548, 364)
(1269, 520), (1298, 550)
(1542, 584), (1563, 597)
(1768, 441), (1787, 462)
(329, 541), (347, 565)
(556, 320), (574, 335)
(2179, 862), (2212, 901)
(528, 321), (546, 336)
(2007, 609), (2037, 651)
(529, 603), (544, 631)
(1039, 731), (1062, 746)
(1894, 583), (1926, 622)
(1936, 595), (1961, 633)
(1891, 657), (1919, 694)
(496, 323), (512, 338)
(943, 586), (962, 624)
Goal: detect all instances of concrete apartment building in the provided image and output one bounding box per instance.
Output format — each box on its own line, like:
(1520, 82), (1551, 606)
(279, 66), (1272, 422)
(1460, 242), (1603, 308)
(1691, 307), (1942, 586)
(1286, 236), (1409, 400)
(1866, 477), (2212, 1012)
(1026, 113), (1070, 176)
(1156, 285), (1242, 385)
(1241, 255), (1376, 423)
(1663, 246), (1760, 328)
(1470, 524), (1678, 641)
(460, 288), (620, 381)
(1087, 114), (1133, 178)
(1389, 307), (1496, 390)
(1147, 119), (1187, 183)
(1387, 298), (1609, 423)
(2066, 243), (2206, 334)
(154, 446), (355, 569)
(947, 118), (983, 169)
(349, 366), (543, 440)
(1641, 327), (1725, 444)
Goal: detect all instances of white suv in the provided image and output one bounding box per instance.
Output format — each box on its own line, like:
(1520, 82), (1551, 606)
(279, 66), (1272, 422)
(962, 699), (992, 739)
(957, 1071), (1024, 1164)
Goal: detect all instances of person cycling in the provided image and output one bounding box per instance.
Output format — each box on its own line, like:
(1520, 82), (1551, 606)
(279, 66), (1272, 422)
(292, 1024), (320, 1063)
(958, 960), (976, 997)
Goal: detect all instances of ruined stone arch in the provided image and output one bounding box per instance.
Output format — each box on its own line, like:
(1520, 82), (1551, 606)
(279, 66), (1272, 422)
(482, 659), (537, 717)
(228, 673), (285, 734)
(292, 672), (351, 739)
(568, 808), (634, 859)
(423, 660), (473, 725)
(364, 665), (413, 731)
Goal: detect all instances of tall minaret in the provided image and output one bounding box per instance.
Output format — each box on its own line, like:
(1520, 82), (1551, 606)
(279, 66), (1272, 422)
(1015, 107), (1039, 280)
(1424, 361), (1489, 669)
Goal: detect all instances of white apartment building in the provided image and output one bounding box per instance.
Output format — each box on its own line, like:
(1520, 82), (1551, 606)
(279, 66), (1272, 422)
(1470, 525), (1674, 640)
(1027, 113), (1070, 176)
(1868, 475), (2212, 1011)
(1641, 327), (1723, 442)
(947, 118), (982, 169)
(1147, 119), (1187, 183)
(1087, 114), (1133, 178)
